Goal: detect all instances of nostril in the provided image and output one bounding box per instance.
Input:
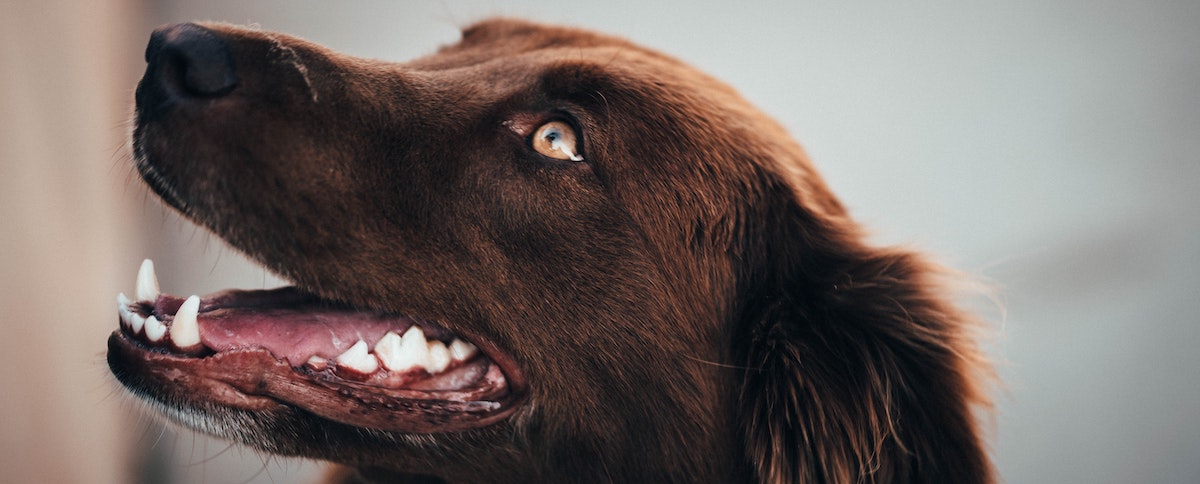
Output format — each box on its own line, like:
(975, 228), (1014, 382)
(146, 23), (237, 97)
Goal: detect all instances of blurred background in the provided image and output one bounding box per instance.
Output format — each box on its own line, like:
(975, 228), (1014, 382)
(2, 0), (1197, 482)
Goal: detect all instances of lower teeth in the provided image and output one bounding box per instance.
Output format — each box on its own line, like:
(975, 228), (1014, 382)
(116, 259), (481, 384)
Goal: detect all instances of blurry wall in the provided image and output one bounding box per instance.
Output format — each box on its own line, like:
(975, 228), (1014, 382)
(3, 1), (1197, 483)
(0, 0), (142, 482)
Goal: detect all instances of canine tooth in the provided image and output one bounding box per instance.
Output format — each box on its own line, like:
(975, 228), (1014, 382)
(170, 295), (202, 348)
(448, 339), (478, 361)
(425, 340), (452, 373)
(335, 340), (379, 373)
(135, 259), (160, 302)
(144, 315), (167, 342)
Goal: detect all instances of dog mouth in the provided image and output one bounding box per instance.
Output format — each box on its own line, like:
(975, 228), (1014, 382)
(108, 259), (523, 433)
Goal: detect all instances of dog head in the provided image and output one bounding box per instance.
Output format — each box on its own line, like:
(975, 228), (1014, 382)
(110, 19), (992, 483)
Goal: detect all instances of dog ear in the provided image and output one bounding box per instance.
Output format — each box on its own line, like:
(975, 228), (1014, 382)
(732, 200), (994, 483)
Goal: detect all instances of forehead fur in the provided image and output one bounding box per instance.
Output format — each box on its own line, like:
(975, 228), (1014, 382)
(440, 18), (843, 215)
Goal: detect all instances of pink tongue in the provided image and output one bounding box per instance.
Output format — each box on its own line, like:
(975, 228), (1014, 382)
(197, 307), (417, 366)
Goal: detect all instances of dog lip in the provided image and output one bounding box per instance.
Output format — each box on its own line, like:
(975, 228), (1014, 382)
(108, 332), (524, 432)
(131, 150), (190, 215)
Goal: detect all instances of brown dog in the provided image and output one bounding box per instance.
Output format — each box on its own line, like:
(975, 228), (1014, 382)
(108, 19), (993, 483)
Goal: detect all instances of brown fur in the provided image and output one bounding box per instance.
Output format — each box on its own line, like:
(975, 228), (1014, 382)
(118, 18), (993, 483)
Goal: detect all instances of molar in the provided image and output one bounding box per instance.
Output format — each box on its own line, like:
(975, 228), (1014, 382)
(375, 326), (429, 372)
(448, 339), (478, 361)
(425, 340), (452, 373)
(335, 340), (379, 373)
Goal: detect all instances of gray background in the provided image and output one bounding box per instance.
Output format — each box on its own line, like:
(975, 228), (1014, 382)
(3, 1), (1197, 482)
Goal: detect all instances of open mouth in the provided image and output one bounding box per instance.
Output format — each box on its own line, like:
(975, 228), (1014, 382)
(108, 259), (523, 433)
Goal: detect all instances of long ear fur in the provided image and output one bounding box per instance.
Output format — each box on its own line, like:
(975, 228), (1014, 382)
(735, 203), (994, 483)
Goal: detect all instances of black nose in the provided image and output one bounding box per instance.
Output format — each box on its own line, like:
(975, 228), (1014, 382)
(141, 23), (237, 100)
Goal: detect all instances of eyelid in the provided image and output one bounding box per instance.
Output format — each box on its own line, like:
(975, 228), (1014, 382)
(503, 113), (548, 138)
(505, 111), (583, 135)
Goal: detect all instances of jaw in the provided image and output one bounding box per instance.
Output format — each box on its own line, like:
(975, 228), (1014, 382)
(106, 260), (528, 447)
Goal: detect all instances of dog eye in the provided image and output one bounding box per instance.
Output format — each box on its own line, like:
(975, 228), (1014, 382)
(531, 121), (584, 161)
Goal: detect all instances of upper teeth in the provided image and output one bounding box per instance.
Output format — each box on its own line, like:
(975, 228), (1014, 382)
(135, 259), (160, 302)
(117, 259), (482, 377)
